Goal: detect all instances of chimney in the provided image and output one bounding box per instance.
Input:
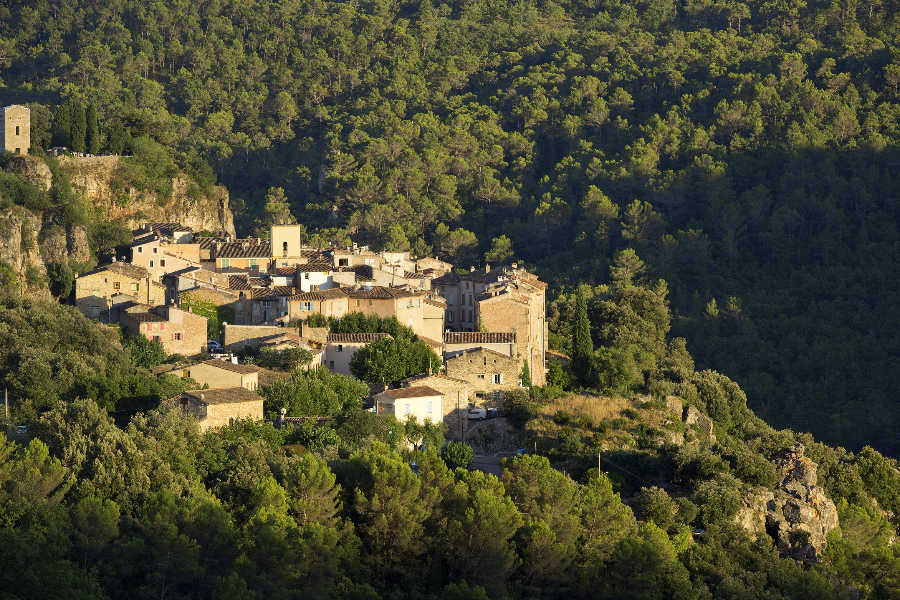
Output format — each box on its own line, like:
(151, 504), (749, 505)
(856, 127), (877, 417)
(188, 306), (192, 313)
(485, 263), (490, 273)
(470, 266), (475, 272)
(200, 393), (204, 401)
(511, 262), (518, 269)
(112, 256), (116, 262)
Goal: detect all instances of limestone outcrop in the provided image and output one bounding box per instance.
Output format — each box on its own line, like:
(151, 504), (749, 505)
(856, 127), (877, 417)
(736, 443), (838, 566)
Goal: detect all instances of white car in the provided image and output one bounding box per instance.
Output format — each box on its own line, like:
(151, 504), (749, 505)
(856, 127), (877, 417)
(468, 407), (487, 420)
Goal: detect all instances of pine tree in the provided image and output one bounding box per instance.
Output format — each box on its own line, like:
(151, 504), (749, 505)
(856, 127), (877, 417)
(71, 101), (87, 153)
(85, 104), (100, 155)
(51, 102), (72, 148)
(570, 288), (593, 387)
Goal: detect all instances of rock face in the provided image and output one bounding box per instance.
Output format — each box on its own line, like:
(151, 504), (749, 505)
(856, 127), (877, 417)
(737, 444), (839, 566)
(684, 405), (716, 442)
(56, 156), (235, 236)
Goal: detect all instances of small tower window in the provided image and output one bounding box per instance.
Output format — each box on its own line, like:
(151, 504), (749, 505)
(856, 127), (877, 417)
(15, 126), (20, 135)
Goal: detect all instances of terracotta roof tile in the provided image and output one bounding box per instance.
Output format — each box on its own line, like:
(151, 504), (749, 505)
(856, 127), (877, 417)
(251, 288), (277, 300)
(272, 286), (296, 296)
(228, 275), (251, 291)
(444, 332), (516, 344)
(327, 333), (392, 343)
(447, 346), (516, 360)
(380, 386), (444, 399)
(201, 359), (261, 375)
(217, 241), (271, 258)
(296, 261), (333, 273)
(184, 387), (262, 405)
(129, 312), (168, 323)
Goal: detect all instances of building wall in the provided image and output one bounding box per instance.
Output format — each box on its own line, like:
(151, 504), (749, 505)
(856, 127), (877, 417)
(252, 297), (290, 325)
(445, 348), (520, 398)
(287, 296), (351, 321)
(477, 294), (546, 386)
(269, 224), (306, 260)
(75, 270), (163, 321)
(183, 397), (264, 432)
(223, 324), (300, 349)
(178, 363), (259, 390)
(445, 341), (515, 357)
(324, 341), (366, 377)
(296, 270), (333, 292)
(423, 301), (445, 342)
(1, 105), (30, 154)
(375, 393), (442, 425)
(400, 375), (469, 439)
(216, 257), (271, 272)
(125, 308), (207, 356)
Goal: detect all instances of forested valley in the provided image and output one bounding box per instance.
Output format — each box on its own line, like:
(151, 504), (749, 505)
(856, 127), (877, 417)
(3, 0), (900, 597)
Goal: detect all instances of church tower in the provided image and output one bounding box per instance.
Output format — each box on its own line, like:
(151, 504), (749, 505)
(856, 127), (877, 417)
(0, 105), (30, 155)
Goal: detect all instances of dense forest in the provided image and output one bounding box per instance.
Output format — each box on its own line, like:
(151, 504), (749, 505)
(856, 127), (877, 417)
(5, 289), (900, 599)
(3, 0), (900, 455)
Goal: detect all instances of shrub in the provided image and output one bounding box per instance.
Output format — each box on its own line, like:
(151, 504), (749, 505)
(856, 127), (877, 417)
(635, 486), (678, 528)
(692, 474), (742, 528)
(559, 430), (583, 453)
(554, 409), (572, 425)
(577, 415), (596, 429)
(442, 441), (474, 470)
(503, 389), (537, 429)
(288, 421), (341, 450)
(623, 407), (641, 420)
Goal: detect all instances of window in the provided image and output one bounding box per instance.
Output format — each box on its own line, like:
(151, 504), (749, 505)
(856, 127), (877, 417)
(329, 361), (335, 369)
(427, 402), (433, 413)
(465, 281), (470, 289)
(113, 281), (120, 289)
(282, 297), (287, 306)
(236, 317), (245, 325)
(138, 247), (143, 253)
(281, 311), (287, 317)
(262, 300), (270, 307)
(469, 295), (473, 305)
(407, 300), (413, 308)
(408, 316), (412, 327)
(262, 310), (268, 321)
(356, 300), (360, 306)
(281, 262), (287, 267)
(299, 301), (313, 311)
(304, 273), (309, 280)
(221, 259), (230, 268)
(492, 374), (504, 384)
(152, 335), (161, 343)
(364, 258), (374, 265)
(477, 374), (485, 380)
(236, 302), (243, 311)
(160, 259), (166, 267)
(338, 300), (343, 310)
(131, 283), (139, 291)
(146, 323), (152, 331)
(339, 258), (348, 266)
(149, 260), (154, 268)
(405, 404), (411, 415)
(337, 344), (343, 352)
(398, 300), (403, 310)
(448, 312), (454, 323)
(448, 294), (454, 305)
(91, 306), (100, 316)
(153, 247), (158, 253)
(174, 332), (182, 340)
(182, 370), (189, 378)
(92, 290), (100, 298)
(417, 299), (421, 307)
(369, 300), (373, 306)
(160, 323), (166, 331)
(15, 126), (19, 135)
(249, 259), (257, 268)
(282, 241), (288, 255)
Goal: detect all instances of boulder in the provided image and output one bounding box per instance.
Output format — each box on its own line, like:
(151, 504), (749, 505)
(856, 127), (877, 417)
(665, 395), (683, 416)
(736, 444), (839, 566)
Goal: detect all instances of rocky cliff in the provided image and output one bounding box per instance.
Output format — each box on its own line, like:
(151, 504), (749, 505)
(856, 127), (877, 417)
(736, 443), (839, 566)
(0, 154), (235, 296)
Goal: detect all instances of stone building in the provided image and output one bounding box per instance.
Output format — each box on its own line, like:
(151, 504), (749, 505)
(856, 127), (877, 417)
(173, 387), (264, 432)
(74, 262), (165, 321)
(432, 263), (547, 386)
(120, 304), (209, 356)
(1, 105), (30, 155)
(158, 359), (261, 391)
(444, 347), (520, 402)
(374, 386), (443, 425)
(400, 373), (469, 439)
(444, 332), (517, 357)
(223, 324), (300, 350)
(324, 332), (392, 377)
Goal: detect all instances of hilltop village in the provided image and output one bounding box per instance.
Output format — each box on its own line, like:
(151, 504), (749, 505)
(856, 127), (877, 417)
(73, 221), (548, 431)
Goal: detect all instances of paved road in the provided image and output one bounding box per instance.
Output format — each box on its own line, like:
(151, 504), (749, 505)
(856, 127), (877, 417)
(470, 453), (503, 477)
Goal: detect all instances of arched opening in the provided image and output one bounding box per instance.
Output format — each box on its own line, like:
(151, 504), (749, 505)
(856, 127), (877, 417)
(15, 126), (19, 135)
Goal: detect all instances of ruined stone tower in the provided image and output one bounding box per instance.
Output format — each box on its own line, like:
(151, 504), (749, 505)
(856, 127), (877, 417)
(0, 105), (30, 155)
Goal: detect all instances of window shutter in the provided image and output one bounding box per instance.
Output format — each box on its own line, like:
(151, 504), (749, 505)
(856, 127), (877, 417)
(499, 374), (504, 384)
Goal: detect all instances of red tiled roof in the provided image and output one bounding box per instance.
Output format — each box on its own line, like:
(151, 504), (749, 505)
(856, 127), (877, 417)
(228, 275), (251, 291)
(251, 288), (277, 300)
(447, 346), (516, 360)
(184, 387), (262, 405)
(380, 386), (443, 399)
(327, 333), (392, 343)
(217, 241), (271, 258)
(296, 261), (332, 272)
(444, 332), (516, 344)
(201, 359), (261, 374)
(417, 336), (443, 348)
(128, 312), (168, 323)
(272, 286), (296, 296)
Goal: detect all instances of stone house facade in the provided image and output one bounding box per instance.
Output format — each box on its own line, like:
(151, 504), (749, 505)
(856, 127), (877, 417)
(251, 286), (295, 325)
(174, 387), (264, 432)
(324, 333), (392, 377)
(400, 373), (469, 439)
(75, 262), (165, 322)
(374, 386), (443, 425)
(159, 359), (261, 391)
(223, 324), (300, 350)
(444, 332), (517, 358)
(1, 105), (30, 155)
(121, 304), (209, 356)
(444, 347), (520, 401)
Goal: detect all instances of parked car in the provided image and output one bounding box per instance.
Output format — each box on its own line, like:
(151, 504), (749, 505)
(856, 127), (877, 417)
(15, 425), (27, 435)
(468, 407), (486, 420)
(207, 340), (223, 351)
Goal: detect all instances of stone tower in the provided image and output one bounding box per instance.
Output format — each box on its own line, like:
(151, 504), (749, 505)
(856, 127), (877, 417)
(0, 105), (30, 155)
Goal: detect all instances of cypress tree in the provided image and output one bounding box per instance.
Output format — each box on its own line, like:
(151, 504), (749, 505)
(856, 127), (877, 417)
(71, 101), (87, 153)
(85, 104), (100, 155)
(570, 288), (593, 387)
(51, 102), (73, 148)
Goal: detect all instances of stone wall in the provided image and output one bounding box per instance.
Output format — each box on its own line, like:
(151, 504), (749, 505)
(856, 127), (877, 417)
(75, 270), (164, 320)
(224, 324), (299, 349)
(1, 105), (30, 155)
(445, 348), (520, 399)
